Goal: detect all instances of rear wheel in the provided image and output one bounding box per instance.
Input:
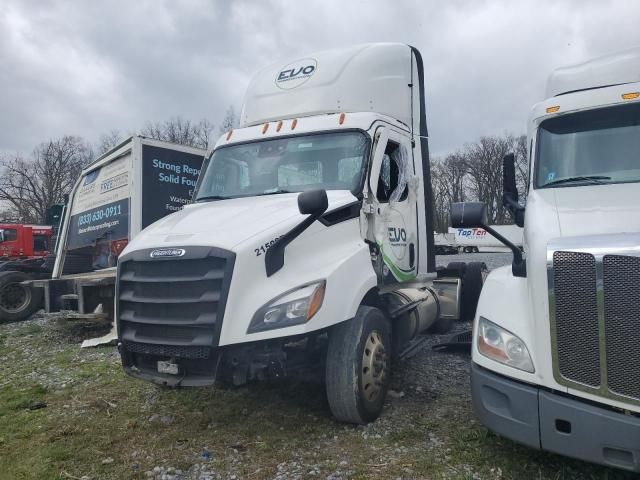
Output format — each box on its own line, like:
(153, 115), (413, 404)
(0, 271), (42, 323)
(325, 306), (391, 424)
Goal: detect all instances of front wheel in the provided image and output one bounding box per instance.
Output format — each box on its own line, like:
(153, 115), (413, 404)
(0, 271), (42, 323)
(325, 306), (391, 424)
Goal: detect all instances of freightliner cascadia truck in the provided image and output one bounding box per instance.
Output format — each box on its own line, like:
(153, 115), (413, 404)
(116, 43), (485, 424)
(452, 48), (640, 471)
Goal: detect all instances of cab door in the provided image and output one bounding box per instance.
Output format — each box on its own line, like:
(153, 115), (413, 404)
(364, 127), (419, 286)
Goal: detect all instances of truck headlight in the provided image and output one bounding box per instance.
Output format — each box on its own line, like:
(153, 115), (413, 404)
(248, 281), (326, 333)
(477, 317), (534, 373)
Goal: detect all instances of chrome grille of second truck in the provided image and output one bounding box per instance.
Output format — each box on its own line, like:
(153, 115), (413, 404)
(603, 254), (640, 400)
(118, 251), (233, 359)
(552, 251), (600, 388)
(551, 248), (640, 403)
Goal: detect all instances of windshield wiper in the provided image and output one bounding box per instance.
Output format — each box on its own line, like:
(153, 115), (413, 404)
(196, 195), (230, 202)
(255, 189), (296, 196)
(543, 175), (611, 187)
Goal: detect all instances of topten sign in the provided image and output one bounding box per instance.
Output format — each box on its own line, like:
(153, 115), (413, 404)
(275, 58), (317, 89)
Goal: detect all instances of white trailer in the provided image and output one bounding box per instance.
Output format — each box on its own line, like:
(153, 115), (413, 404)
(453, 48), (640, 472)
(30, 136), (205, 328)
(449, 225), (523, 253)
(116, 43), (485, 424)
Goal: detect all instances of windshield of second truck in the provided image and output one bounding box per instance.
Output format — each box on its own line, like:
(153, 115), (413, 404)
(536, 102), (640, 188)
(195, 131), (370, 200)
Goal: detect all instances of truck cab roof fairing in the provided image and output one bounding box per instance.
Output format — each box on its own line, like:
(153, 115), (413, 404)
(240, 43), (414, 128)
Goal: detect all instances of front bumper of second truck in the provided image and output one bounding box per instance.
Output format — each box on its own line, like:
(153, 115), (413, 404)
(472, 363), (640, 472)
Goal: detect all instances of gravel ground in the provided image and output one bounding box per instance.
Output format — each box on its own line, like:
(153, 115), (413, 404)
(0, 253), (635, 479)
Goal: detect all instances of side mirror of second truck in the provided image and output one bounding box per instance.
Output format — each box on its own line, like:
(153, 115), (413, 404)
(502, 153), (525, 228)
(450, 202), (488, 229)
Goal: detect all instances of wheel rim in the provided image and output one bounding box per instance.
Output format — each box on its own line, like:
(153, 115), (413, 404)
(0, 282), (31, 313)
(361, 330), (388, 403)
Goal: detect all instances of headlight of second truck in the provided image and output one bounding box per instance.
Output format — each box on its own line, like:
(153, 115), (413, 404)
(248, 281), (326, 333)
(477, 317), (534, 373)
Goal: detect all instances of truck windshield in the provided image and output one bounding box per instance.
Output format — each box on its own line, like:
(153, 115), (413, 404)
(536, 102), (640, 188)
(195, 131), (370, 200)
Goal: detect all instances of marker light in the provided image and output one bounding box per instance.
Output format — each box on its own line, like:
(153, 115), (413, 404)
(291, 118), (298, 130)
(248, 281), (326, 333)
(276, 120), (283, 132)
(477, 317), (534, 373)
(262, 123), (269, 134)
(622, 92), (640, 100)
(226, 130), (233, 141)
(339, 112), (346, 125)
(546, 105), (560, 113)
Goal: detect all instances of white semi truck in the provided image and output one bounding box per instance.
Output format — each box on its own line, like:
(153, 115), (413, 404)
(453, 48), (640, 472)
(115, 43), (484, 424)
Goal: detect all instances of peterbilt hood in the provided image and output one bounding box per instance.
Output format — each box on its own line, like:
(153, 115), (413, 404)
(532, 182), (640, 240)
(126, 190), (358, 252)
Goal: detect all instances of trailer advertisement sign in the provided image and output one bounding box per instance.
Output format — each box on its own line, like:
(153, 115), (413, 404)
(66, 155), (131, 250)
(141, 145), (203, 228)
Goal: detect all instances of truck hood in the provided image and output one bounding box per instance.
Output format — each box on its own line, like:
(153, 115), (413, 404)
(543, 182), (640, 237)
(127, 190), (359, 251)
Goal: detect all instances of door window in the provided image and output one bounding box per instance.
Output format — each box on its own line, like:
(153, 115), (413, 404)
(376, 142), (408, 203)
(33, 234), (49, 251)
(2, 229), (17, 242)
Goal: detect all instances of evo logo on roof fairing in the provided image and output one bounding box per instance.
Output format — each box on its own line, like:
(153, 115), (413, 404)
(275, 58), (317, 89)
(149, 248), (186, 258)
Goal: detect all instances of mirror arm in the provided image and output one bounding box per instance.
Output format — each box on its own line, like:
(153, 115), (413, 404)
(482, 224), (526, 277)
(503, 193), (525, 227)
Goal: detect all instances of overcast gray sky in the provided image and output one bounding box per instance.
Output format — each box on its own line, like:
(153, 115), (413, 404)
(1, 0), (639, 158)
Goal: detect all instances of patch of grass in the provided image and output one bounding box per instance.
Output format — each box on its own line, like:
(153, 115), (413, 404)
(0, 318), (637, 480)
(16, 323), (43, 336)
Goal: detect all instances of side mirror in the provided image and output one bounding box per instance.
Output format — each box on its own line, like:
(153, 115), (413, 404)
(449, 201), (526, 278)
(0, 230), (4, 243)
(503, 153), (518, 203)
(265, 189), (329, 277)
(45, 204), (64, 226)
(502, 153), (525, 228)
(298, 189), (328, 216)
(450, 202), (488, 229)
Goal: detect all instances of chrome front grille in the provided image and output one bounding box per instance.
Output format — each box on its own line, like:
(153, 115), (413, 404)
(548, 234), (640, 405)
(552, 251), (600, 388)
(603, 254), (640, 399)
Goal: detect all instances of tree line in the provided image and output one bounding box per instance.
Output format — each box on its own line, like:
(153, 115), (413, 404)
(0, 106), (238, 224)
(431, 133), (528, 232)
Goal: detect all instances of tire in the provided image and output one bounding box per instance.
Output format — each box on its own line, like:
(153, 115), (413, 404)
(325, 306), (391, 424)
(0, 271), (43, 323)
(461, 262), (486, 321)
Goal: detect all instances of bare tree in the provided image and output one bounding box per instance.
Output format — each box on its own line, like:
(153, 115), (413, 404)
(97, 129), (123, 155)
(0, 136), (91, 223)
(463, 135), (513, 224)
(140, 116), (214, 149)
(219, 105), (238, 135)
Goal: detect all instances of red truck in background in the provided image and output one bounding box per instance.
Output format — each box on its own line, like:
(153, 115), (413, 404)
(0, 224), (53, 259)
(0, 220), (59, 323)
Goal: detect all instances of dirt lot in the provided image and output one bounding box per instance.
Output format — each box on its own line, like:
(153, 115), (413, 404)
(0, 254), (635, 479)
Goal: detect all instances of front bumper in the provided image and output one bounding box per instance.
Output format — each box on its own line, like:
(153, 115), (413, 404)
(472, 363), (640, 472)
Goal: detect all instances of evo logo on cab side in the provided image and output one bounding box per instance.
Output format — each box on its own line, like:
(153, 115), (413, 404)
(275, 58), (317, 89)
(149, 248), (186, 258)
